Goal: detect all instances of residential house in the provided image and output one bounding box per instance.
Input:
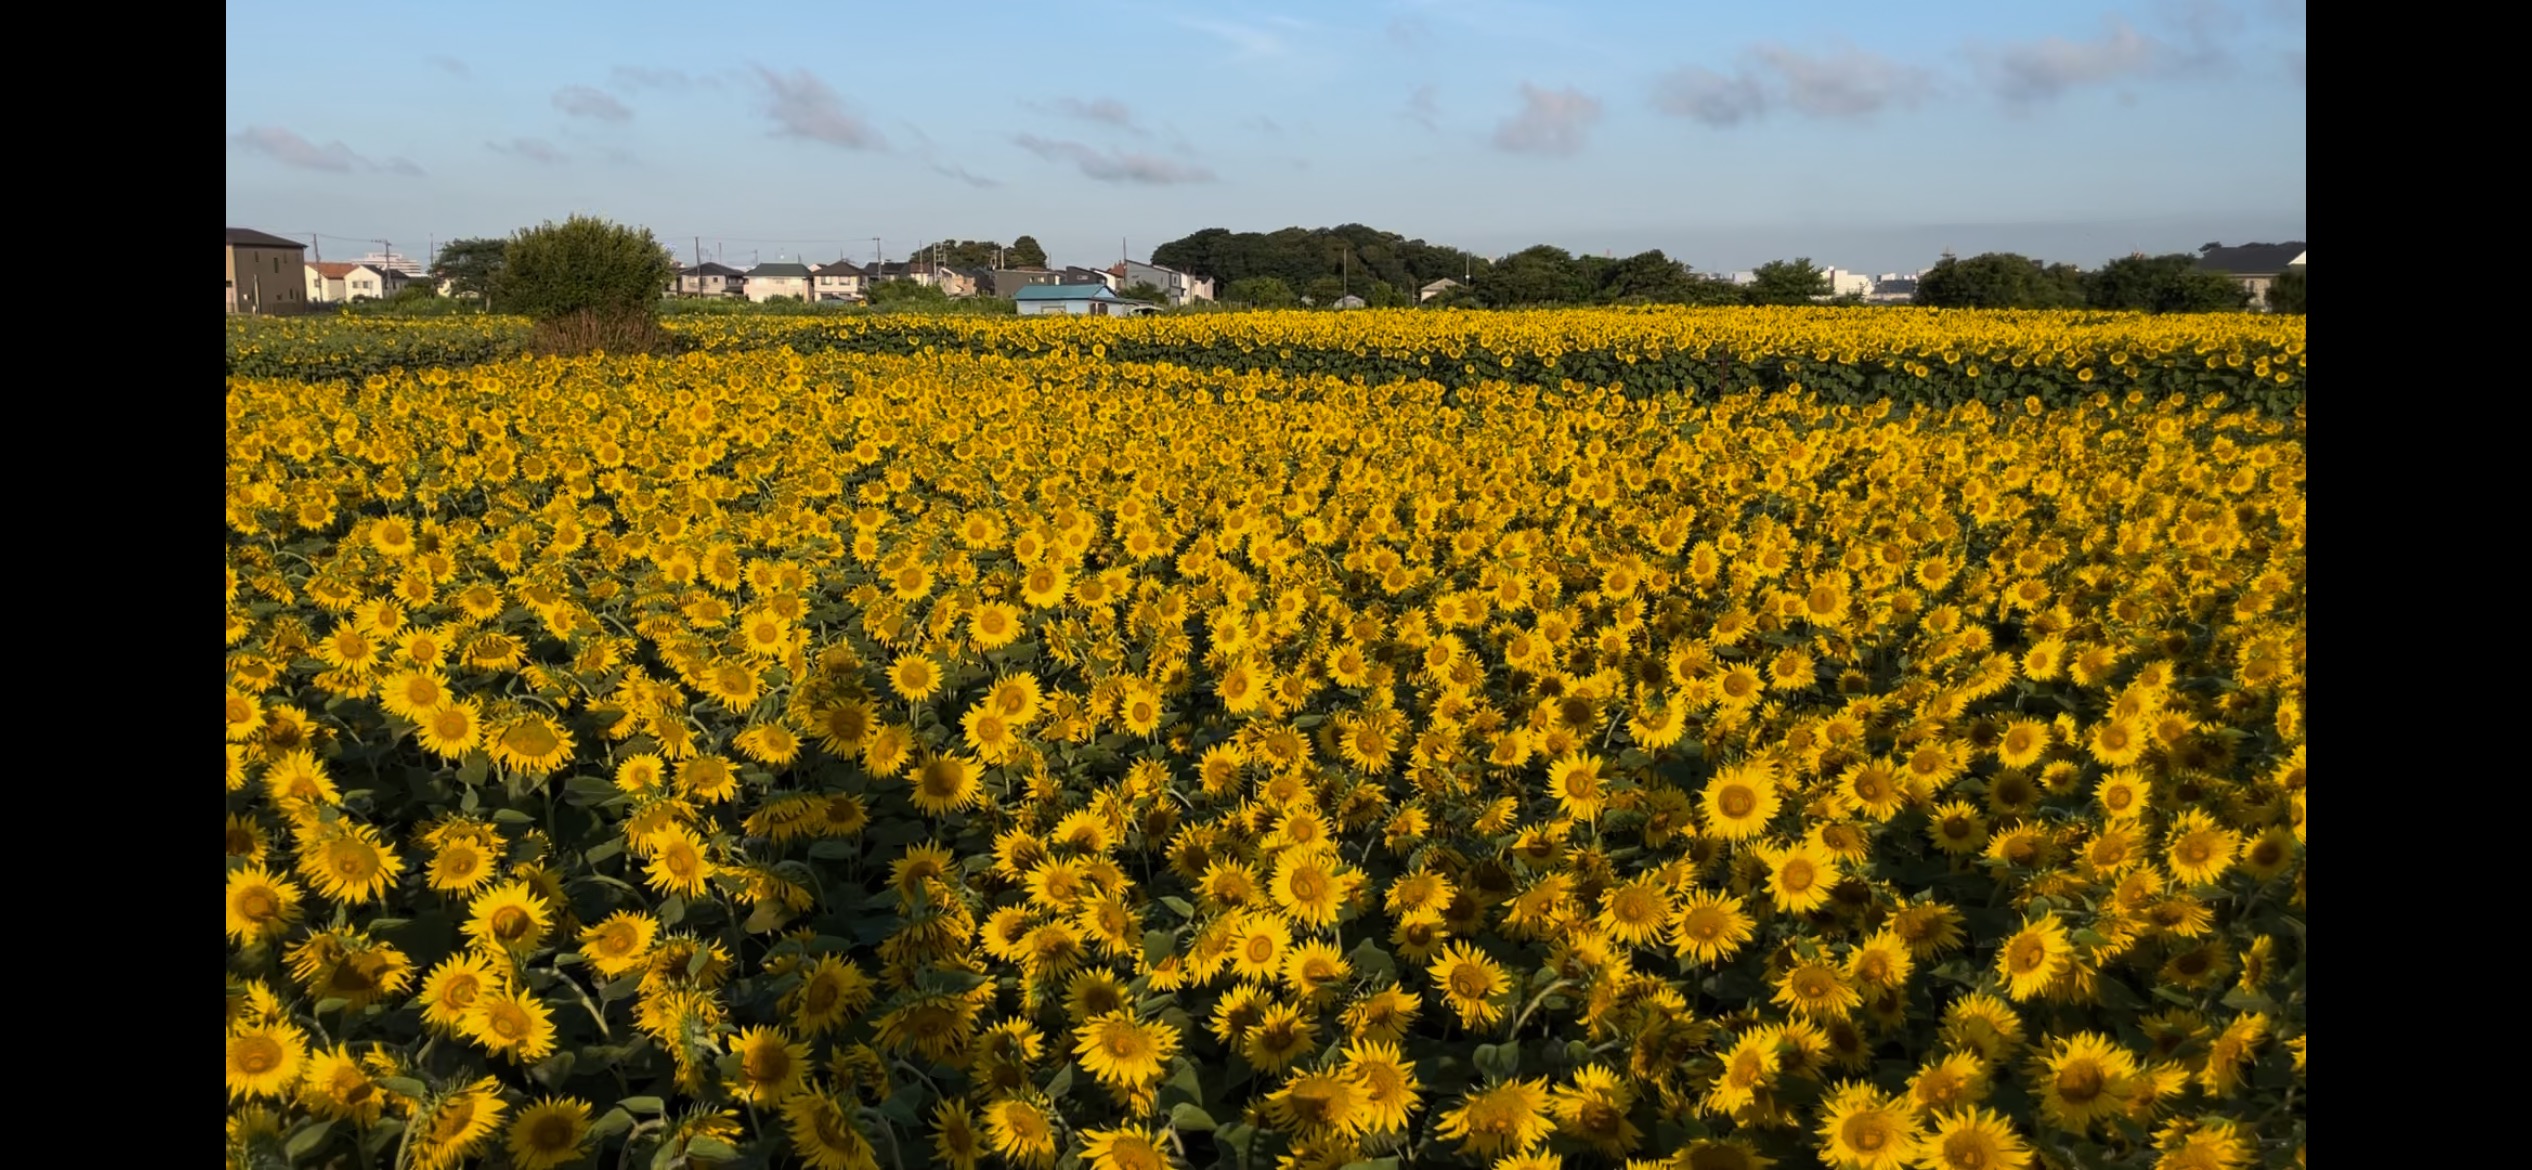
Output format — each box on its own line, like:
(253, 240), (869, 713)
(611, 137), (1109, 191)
(932, 267), (980, 297)
(1418, 278), (1464, 303)
(306, 261), (357, 303)
(2194, 242), (2306, 308)
(227, 227), (309, 314)
(1115, 259), (1214, 306)
(1864, 278), (1919, 304)
(811, 261), (866, 302)
(745, 261), (814, 303)
(989, 267), (1061, 297)
(1013, 283), (1149, 316)
(1059, 265), (1118, 291)
(677, 262), (747, 298)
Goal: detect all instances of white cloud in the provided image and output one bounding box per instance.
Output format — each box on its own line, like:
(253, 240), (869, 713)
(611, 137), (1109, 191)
(1492, 83), (1601, 157)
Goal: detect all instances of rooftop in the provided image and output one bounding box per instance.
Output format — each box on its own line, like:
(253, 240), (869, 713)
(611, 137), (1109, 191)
(227, 227), (305, 249)
(1014, 283), (1124, 301)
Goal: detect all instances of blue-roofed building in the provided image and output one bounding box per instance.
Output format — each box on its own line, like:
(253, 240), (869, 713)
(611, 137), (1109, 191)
(1012, 283), (1151, 316)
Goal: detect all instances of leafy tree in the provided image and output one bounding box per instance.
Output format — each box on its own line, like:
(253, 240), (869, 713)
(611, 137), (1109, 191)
(1303, 276), (1347, 306)
(493, 215), (679, 353)
(1120, 281), (1169, 305)
(1223, 276), (1297, 308)
(431, 237), (509, 303)
(1744, 258), (1832, 306)
(1007, 235), (1048, 268)
(1475, 246), (1593, 307)
(1365, 280), (1411, 308)
(2083, 254), (2250, 313)
(868, 279), (950, 308)
(1154, 224), (1487, 296)
(1912, 252), (2084, 309)
(2266, 269), (2305, 314)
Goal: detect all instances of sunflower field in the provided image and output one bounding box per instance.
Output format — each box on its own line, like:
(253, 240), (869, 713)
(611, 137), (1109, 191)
(225, 307), (2306, 418)
(226, 317), (2306, 1170)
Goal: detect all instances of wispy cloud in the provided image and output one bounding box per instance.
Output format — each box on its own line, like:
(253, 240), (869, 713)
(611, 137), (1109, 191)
(1173, 15), (1290, 60)
(487, 137), (568, 164)
(1240, 115), (1282, 135)
(428, 56), (468, 77)
(932, 163), (1001, 189)
(1652, 66), (1767, 127)
(1386, 15), (1433, 49)
(1405, 84), (1442, 132)
(1013, 134), (1215, 184)
(611, 65), (711, 92)
(230, 126), (424, 176)
(1752, 44), (1938, 118)
(1035, 96), (1143, 134)
(553, 85), (633, 122)
(754, 67), (886, 149)
(1971, 18), (2163, 107)
(1492, 83), (1601, 157)
(1654, 43), (1933, 127)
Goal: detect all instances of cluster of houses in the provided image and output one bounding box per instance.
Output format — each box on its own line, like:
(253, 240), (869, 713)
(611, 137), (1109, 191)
(675, 255), (1222, 317)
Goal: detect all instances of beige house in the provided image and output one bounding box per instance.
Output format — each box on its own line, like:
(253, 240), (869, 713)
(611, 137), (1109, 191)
(306, 261), (410, 303)
(227, 228), (309, 314)
(744, 261), (813, 303)
(812, 261), (866, 301)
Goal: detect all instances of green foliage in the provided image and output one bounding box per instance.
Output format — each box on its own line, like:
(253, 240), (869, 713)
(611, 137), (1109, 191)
(429, 237), (509, 303)
(1743, 258), (1833, 306)
(1365, 280), (1412, 309)
(491, 215), (679, 353)
(867, 279), (951, 308)
(1007, 235), (1048, 268)
(1303, 276), (1348, 306)
(1120, 281), (1170, 305)
(2084, 254), (2251, 313)
(1913, 252), (2087, 309)
(1223, 277), (1298, 308)
(2267, 268), (2306, 314)
(1153, 224), (1489, 296)
(1475, 246), (1595, 307)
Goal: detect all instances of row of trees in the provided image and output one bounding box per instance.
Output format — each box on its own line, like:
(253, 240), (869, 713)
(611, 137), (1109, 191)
(1158, 225), (2303, 315)
(1911, 251), (2278, 313)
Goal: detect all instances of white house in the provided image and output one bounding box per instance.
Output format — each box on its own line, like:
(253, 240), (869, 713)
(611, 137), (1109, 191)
(744, 261), (813, 303)
(305, 261), (408, 303)
(1418, 278), (1464, 303)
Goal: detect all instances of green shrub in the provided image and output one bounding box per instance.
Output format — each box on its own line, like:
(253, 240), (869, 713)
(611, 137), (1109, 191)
(492, 215), (679, 354)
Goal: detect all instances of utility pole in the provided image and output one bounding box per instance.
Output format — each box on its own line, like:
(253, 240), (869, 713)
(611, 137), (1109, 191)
(694, 238), (702, 271)
(310, 233), (322, 262)
(873, 237), (883, 270)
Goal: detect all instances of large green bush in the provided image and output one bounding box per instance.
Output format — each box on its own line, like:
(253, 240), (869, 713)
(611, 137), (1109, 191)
(491, 215), (679, 353)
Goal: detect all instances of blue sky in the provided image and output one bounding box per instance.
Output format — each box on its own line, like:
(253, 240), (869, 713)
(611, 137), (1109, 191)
(225, 1), (2305, 275)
